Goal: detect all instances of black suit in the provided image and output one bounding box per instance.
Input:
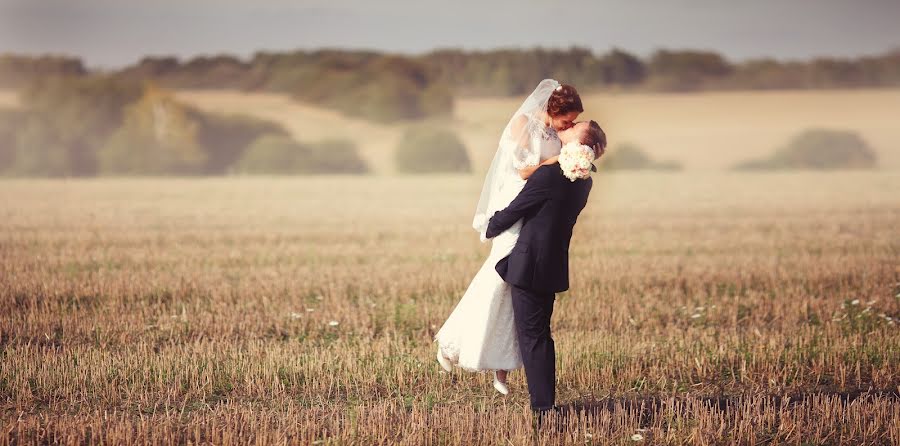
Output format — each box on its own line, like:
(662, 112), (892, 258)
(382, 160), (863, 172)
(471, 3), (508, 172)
(485, 164), (592, 411)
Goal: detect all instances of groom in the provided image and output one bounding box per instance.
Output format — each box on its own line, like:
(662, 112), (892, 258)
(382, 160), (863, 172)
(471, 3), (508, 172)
(485, 121), (606, 417)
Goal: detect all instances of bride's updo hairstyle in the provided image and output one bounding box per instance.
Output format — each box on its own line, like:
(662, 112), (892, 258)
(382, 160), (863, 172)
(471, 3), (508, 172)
(547, 84), (584, 117)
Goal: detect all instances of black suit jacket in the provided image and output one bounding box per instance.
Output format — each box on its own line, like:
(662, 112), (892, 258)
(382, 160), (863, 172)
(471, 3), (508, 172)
(485, 164), (592, 293)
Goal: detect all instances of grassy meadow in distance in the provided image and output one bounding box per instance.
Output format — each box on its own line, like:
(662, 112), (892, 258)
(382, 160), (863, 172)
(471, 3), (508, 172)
(1, 87), (900, 444)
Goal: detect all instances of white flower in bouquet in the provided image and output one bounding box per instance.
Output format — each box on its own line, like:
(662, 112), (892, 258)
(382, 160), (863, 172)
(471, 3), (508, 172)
(558, 141), (596, 182)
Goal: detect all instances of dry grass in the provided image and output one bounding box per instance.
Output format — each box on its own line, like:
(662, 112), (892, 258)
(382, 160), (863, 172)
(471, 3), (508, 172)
(175, 88), (900, 174)
(1, 171), (899, 444)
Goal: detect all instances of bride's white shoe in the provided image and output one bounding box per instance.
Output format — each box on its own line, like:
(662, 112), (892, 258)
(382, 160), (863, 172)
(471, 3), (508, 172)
(436, 346), (453, 372)
(493, 371), (509, 395)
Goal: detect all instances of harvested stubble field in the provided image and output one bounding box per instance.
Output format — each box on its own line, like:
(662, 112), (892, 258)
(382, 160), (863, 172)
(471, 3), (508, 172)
(1, 171), (899, 444)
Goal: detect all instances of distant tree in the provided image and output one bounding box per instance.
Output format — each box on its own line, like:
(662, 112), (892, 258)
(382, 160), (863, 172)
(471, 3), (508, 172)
(805, 58), (867, 88)
(236, 135), (368, 174)
(0, 108), (26, 173)
(0, 54), (86, 88)
(395, 125), (470, 173)
(98, 85), (206, 175)
(271, 51), (455, 123)
(14, 75), (143, 176)
(4, 75), (288, 177)
(305, 139), (369, 174)
(176, 55), (250, 88)
(597, 49), (647, 85)
(648, 49), (734, 91)
(870, 49), (900, 86)
(116, 55), (250, 89)
(734, 129), (878, 170)
(727, 59), (806, 90)
(235, 134), (309, 174)
(421, 47), (598, 96)
(116, 56), (180, 79)
(189, 110), (288, 174)
(9, 113), (71, 176)
(351, 75), (428, 123)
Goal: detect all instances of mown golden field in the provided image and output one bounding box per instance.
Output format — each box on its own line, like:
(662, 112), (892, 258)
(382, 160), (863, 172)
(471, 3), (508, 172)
(1, 170), (898, 444)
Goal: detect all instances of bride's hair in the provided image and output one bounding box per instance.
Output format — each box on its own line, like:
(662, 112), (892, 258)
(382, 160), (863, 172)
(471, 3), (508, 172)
(547, 84), (583, 117)
(583, 121), (607, 156)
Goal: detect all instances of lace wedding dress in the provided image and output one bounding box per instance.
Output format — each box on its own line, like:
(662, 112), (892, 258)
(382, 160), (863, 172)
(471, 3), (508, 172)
(434, 101), (562, 372)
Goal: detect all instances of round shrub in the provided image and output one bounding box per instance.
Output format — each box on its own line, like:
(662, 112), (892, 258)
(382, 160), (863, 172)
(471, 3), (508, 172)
(190, 110), (288, 174)
(775, 129), (877, 169)
(306, 139), (369, 174)
(735, 129), (877, 170)
(395, 125), (471, 173)
(236, 135), (369, 175)
(235, 134), (309, 174)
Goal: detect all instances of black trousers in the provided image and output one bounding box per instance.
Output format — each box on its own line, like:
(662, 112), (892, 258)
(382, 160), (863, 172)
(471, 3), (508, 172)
(510, 284), (556, 411)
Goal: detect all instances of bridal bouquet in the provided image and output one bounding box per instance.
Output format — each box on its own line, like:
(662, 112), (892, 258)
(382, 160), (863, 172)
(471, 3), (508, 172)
(558, 142), (595, 181)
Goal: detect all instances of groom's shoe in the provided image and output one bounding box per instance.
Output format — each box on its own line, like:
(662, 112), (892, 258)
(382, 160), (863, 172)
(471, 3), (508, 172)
(436, 346), (453, 372)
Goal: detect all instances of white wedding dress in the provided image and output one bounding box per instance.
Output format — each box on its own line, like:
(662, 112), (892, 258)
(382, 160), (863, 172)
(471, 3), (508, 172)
(434, 114), (562, 372)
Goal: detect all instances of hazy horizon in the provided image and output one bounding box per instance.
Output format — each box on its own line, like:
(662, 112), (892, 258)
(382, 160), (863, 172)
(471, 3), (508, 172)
(2, 0), (900, 70)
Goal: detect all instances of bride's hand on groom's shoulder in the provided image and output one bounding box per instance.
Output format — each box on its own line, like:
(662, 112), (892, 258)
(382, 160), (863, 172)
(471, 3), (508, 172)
(541, 156), (559, 166)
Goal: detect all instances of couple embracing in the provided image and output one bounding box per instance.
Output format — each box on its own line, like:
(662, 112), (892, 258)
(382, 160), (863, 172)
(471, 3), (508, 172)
(434, 79), (607, 419)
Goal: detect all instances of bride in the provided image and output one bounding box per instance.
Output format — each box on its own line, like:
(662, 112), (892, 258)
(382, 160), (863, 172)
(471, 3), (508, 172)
(434, 79), (583, 394)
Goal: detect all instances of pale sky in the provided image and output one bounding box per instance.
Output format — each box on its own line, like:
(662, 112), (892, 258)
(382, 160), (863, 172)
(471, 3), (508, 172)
(2, 0), (899, 69)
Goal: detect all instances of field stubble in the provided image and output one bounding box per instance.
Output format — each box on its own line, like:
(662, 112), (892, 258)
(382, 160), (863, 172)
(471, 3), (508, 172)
(1, 172), (899, 444)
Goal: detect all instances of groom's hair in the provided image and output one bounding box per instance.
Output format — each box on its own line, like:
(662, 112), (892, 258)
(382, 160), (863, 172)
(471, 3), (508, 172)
(548, 84), (583, 117)
(583, 121), (607, 157)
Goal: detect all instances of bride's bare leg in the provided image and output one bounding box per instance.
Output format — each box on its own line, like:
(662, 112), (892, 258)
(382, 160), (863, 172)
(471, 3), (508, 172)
(495, 369), (508, 384)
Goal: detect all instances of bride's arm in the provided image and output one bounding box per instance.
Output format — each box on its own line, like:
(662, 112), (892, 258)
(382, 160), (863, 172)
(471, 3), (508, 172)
(511, 115), (560, 180)
(517, 156), (560, 179)
(510, 115), (541, 180)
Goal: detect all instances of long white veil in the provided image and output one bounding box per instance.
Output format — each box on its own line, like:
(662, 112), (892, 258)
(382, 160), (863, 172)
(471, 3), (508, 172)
(472, 79), (560, 242)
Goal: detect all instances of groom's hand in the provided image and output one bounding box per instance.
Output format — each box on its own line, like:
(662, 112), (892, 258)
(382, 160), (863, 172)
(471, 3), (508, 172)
(487, 168), (554, 238)
(485, 213), (498, 239)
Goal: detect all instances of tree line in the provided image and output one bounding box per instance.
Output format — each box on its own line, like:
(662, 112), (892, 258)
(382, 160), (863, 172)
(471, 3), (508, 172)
(0, 74), (877, 176)
(0, 76), (371, 177)
(2, 47), (898, 121)
(0, 74), (473, 177)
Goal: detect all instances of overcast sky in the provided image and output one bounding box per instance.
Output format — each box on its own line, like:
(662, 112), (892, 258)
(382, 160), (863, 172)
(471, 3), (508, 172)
(2, 0), (899, 70)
